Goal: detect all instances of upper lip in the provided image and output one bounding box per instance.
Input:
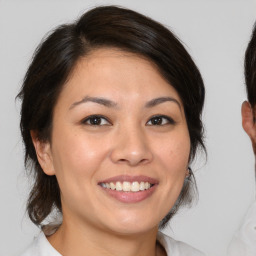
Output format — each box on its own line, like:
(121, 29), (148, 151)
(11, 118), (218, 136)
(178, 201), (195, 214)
(98, 175), (158, 184)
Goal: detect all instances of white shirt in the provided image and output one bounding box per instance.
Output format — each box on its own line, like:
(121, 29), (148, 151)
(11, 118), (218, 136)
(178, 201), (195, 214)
(228, 201), (256, 256)
(20, 231), (205, 256)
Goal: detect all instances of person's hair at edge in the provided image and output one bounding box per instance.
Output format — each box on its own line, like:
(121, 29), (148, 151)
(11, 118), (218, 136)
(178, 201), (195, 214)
(245, 22), (256, 106)
(17, 5), (205, 230)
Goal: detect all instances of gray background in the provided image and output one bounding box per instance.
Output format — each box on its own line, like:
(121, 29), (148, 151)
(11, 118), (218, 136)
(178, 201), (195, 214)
(0, 0), (256, 256)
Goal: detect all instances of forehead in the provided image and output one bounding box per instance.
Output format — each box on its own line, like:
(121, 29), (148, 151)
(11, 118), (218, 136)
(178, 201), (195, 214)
(59, 48), (182, 106)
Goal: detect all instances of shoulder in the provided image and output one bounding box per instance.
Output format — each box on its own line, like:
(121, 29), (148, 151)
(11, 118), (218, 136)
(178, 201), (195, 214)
(228, 201), (256, 256)
(157, 231), (205, 256)
(20, 234), (41, 256)
(20, 232), (61, 256)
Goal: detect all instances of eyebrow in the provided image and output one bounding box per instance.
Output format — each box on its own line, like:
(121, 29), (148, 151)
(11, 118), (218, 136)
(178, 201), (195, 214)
(145, 97), (181, 110)
(69, 96), (181, 110)
(69, 96), (118, 110)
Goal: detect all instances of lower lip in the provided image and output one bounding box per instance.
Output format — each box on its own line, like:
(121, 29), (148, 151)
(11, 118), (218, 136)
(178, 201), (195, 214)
(100, 185), (157, 203)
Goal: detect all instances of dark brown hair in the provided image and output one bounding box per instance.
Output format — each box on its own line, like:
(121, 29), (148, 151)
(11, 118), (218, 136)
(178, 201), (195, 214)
(17, 5), (205, 229)
(245, 23), (256, 107)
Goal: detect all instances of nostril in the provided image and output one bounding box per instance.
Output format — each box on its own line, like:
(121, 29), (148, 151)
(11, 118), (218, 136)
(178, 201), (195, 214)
(110, 141), (153, 166)
(116, 157), (149, 166)
(140, 158), (151, 165)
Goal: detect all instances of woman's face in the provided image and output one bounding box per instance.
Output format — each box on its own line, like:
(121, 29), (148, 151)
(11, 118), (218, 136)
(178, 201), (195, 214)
(39, 48), (190, 235)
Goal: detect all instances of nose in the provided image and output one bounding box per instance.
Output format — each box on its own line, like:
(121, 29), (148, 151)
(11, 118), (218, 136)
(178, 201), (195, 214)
(110, 125), (153, 166)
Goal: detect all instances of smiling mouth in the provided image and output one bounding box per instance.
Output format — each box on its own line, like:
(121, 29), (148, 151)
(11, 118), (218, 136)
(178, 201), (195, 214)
(99, 181), (154, 192)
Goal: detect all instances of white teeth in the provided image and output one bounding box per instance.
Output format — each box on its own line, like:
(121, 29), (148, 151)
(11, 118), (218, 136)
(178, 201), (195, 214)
(131, 181), (140, 192)
(123, 181), (131, 191)
(110, 182), (115, 190)
(139, 182), (145, 191)
(116, 181), (122, 191)
(101, 181), (153, 192)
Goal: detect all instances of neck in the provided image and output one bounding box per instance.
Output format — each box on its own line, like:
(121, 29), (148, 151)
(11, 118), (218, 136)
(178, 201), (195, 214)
(47, 216), (161, 256)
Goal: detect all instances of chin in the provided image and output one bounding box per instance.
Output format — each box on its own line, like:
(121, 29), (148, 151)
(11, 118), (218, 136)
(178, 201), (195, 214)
(99, 212), (159, 236)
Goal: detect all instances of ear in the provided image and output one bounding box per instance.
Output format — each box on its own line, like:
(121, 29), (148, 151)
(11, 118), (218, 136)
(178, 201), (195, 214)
(241, 101), (256, 154)
(241, 101), (255, 137)
(30, 130), (55, 176)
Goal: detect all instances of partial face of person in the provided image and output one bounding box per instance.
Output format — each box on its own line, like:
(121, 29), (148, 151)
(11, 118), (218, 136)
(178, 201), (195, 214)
(35, 48), (191, 235)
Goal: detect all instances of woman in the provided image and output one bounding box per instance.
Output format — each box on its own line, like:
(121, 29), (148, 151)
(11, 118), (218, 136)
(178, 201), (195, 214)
(18, 6), (205, 256)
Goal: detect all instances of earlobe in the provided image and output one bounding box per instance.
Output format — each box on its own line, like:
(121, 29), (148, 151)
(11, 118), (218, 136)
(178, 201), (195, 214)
(30, 130), (55, 176)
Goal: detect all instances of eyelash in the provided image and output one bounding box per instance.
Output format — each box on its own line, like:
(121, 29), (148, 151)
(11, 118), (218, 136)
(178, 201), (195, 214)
(81, 114), (175, 126)
(81, 115), (111, 126)
(146, 115), (176, 126)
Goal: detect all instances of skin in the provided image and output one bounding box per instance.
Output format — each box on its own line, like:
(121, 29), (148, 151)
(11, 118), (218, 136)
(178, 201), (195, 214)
(241, 101), (256, 155)
(32, 48), (191, 256)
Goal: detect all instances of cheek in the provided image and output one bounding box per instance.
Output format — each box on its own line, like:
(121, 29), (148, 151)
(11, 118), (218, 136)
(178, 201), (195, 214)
(157, 132), (190, 171)
(50, 127), (111, 193)
(150, 131), (190, 220)
(155, 130), (191, 196)
(50, 131), (109, 209)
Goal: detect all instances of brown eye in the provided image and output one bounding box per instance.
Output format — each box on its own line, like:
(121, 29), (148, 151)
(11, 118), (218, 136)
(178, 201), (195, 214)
(147, 115), (175, 126)
(82, 115), (111, 126)
(151, 117), (163, 125)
